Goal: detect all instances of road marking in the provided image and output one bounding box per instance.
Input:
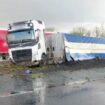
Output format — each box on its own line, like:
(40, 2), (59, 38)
(0, 91), (33, 98)
(65, 80), (88, 86)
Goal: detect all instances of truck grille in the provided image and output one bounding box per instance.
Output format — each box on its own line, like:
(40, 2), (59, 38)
(12, 49), (32, 62)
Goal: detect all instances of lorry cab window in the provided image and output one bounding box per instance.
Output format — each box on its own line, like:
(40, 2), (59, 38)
(7, 29), (35, 43)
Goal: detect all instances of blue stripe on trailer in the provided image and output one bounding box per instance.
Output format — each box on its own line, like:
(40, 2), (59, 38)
(64, 33), (105, 44)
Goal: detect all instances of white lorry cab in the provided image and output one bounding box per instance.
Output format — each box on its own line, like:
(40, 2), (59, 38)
(7, 20), (48, 65)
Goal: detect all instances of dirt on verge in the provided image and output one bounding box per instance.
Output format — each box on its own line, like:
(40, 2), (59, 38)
(0, 59), (105, 75)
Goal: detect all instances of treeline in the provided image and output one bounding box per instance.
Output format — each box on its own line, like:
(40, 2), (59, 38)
(71, 24), (105, 38)
(46, 24), (105, 38)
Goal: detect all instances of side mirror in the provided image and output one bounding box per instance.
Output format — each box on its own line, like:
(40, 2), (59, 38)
(36, 36), (39, 42)
(35, 29), (40, 43)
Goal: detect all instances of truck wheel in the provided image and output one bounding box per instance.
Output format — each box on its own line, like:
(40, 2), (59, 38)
(1, 54), (6, 60)
(40, 54), (47, 66)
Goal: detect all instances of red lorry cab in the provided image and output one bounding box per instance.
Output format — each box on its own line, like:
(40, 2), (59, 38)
(0, 29), (8, 59)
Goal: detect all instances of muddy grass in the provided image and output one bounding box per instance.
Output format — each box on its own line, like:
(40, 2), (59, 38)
(0, 59), (105, 74)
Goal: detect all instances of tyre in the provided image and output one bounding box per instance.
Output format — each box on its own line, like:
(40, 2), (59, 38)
(39, 54), (47, 66)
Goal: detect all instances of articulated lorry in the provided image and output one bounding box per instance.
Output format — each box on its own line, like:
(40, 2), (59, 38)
(7, 20), (105, 65)
(7, 20), (64, 65)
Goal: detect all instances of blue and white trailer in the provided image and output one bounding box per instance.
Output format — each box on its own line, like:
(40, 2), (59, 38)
(64, 33), (105, 62)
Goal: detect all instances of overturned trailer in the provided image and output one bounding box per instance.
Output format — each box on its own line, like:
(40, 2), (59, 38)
(63, 34), (105, 61)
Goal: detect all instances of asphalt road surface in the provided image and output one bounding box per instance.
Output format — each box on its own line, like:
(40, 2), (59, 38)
(0, 67), (105, 105)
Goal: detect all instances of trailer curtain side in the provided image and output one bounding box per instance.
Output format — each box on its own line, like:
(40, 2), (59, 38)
(64, 33), (105, 61)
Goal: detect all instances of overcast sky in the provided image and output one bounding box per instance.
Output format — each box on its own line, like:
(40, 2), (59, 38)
(0, 0), (105, 28)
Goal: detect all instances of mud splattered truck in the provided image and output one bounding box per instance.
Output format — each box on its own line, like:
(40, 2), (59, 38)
(7, 20), (105, 65)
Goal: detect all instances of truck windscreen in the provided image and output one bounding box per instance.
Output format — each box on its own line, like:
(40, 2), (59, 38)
(8, 29), (35, 42)
(7, 29), (37, 48)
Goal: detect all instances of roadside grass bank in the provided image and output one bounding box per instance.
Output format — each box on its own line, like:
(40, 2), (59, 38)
(0, 59), (105, 75)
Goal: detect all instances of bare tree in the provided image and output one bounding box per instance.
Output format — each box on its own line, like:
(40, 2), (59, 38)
(71, 26), (87, 36)
(86, 30), (91, 36)
(94, 26), (100, 37)
(45, 27), (55, 32)
(100, 23), (105, 37)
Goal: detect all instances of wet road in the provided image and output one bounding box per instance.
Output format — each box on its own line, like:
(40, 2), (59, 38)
(0, 67), (105, 105)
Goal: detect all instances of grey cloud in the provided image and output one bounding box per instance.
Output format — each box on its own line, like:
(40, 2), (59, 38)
(0, 0), (105, 28)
